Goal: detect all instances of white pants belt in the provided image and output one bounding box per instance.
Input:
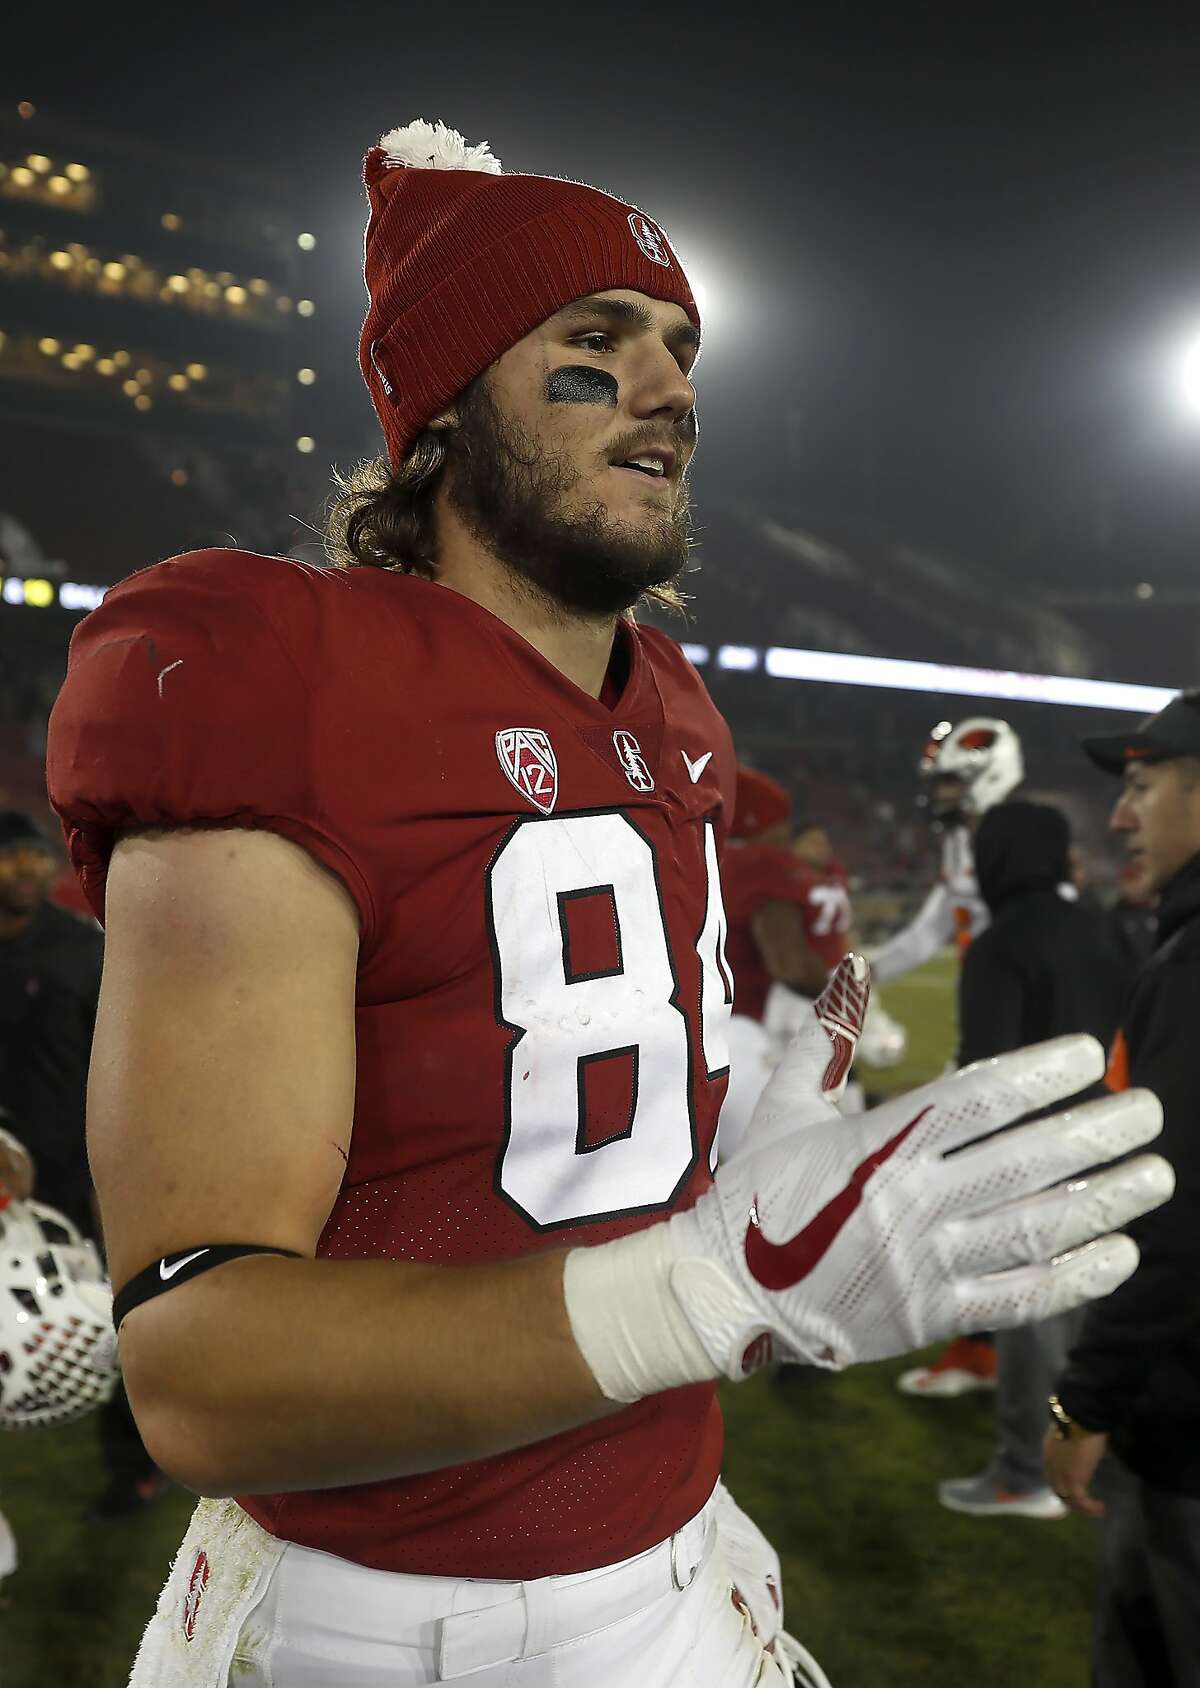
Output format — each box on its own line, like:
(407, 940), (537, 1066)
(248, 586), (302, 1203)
(436, 1499), (715, 1679)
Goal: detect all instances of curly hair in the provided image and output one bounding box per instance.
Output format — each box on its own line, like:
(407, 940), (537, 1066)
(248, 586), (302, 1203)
(323, 396), (688, 615)
(323, 428), (447, 582)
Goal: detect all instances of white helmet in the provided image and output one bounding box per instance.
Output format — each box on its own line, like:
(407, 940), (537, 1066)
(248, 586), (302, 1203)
(919, 717), (1023, 821)
(0, 1199), (119, 1431)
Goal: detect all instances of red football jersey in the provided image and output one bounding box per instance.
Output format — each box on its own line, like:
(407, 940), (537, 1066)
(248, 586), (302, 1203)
(47, 549), (737, 1578)
(723, 842), (852, 1021)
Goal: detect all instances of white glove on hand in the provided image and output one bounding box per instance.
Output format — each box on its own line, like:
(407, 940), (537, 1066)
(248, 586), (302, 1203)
(564, 957), (1174, 1399)
(762, 981), (815, 1071)
(756, 954), (869, 1129)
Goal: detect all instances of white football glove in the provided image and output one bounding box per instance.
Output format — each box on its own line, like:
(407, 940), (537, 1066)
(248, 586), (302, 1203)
(564, 956), (1174, 1399)
(762, 980), (815, 1071)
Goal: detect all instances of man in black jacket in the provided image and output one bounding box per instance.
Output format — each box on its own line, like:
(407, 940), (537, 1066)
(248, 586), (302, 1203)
(1045, 692), (1200, 1688)
(938, 800), (1132, 1519)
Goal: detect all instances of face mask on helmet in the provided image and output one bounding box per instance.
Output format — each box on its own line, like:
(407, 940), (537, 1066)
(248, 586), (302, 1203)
(918, 718), (1024, 827)
(0, 1200), (119, 1432)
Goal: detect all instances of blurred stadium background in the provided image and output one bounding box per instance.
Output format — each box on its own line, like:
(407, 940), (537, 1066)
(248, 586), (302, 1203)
(2, 9), (1199, 1678)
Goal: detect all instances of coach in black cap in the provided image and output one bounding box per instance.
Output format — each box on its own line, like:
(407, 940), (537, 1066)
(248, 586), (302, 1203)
(1044, 691), (1200, 1688)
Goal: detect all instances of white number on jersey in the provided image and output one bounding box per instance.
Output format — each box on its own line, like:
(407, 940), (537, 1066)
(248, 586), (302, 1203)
(808, 882), (851, 937)
(487, 812), (730, 1228)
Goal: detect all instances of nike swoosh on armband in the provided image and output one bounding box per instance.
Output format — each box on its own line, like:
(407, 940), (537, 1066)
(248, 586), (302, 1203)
(159, 1248), (210, 1281)
(743, 1105), (932, 1291)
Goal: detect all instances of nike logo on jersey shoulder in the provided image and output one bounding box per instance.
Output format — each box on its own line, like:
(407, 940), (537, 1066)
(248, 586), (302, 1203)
(159, 1248), (210, 1281)
(681, 749), (713, 784)
(743, 1105), (932, 1291)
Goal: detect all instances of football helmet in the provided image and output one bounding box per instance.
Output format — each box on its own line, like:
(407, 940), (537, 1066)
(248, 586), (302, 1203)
(0, 1199), (119, 1431)
(919, 717), (1023, 823)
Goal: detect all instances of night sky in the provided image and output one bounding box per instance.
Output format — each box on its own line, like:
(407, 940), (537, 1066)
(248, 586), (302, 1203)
(12, 4), (1200, 589)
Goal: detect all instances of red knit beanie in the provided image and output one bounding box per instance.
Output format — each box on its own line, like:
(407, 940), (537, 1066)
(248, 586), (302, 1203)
(359, 120), (700, 469)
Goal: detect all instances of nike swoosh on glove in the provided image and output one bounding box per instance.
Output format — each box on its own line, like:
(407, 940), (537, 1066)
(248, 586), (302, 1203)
(562, 967), (1174, 1401)
(670, 1025), (1173, 1378)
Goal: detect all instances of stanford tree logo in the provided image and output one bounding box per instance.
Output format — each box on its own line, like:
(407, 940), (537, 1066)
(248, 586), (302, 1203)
(627, 212), (672, 268)
(612, 729), (655, 793)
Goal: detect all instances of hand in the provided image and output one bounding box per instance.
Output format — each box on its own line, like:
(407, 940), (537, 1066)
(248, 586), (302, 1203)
(749, 955), (870, 1137)
(761, 981), (814, 1072)
(669, 1023), (1174, 1379)
(1043, 1426), (1109, 1518)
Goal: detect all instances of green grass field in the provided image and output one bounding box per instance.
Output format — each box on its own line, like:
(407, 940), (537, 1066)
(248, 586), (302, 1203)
(0, 952), (1097, 1687)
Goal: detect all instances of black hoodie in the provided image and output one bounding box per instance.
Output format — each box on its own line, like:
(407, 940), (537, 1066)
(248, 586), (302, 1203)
(1057, 851), (1200, 1493)
(957, 801), (1130, 1069)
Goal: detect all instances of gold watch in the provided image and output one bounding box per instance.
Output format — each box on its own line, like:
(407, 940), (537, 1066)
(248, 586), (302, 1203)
(1048, 1394), (1097, 1442)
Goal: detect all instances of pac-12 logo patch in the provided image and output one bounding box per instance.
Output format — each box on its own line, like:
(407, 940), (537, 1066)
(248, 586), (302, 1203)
(182, 1550), (210, 1642)
(628, 211), (672, 268)
(612, 729), (655, 793)
(496, 728), (558, 815)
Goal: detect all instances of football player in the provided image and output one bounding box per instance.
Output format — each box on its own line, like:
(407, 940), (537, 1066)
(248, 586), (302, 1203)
(871, 717), (1024, 984)
(722, 770), (853, 1156)
(874, 720), (1026, 1398)
(46, 123), (1170, 1687)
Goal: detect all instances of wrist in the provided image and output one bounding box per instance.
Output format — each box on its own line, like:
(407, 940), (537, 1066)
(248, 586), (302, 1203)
(561, 1219), (718, 1404)
(1048, 1393), (1101, 1441)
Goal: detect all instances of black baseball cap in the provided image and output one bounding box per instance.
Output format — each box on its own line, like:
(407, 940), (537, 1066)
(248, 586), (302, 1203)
(0, 811), (54, 854)
(1082, 690), (1200, 775)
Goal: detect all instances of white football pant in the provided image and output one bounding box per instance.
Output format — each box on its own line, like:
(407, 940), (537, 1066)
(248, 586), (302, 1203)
(129, 1490), (792, 1687)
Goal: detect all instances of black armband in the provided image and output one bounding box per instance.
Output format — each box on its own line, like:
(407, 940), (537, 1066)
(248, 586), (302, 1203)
(112, 1244), (304, 1331)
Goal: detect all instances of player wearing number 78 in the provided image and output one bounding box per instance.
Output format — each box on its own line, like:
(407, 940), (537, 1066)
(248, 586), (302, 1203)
(47, 120), (1172, 1688)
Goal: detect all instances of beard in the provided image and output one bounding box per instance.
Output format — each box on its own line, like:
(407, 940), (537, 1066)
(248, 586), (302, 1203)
(442, 377), (692, 617)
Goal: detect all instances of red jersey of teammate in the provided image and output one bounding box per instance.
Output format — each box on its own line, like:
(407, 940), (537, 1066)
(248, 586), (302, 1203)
(723, 842), (852, 1021)
(46, 549), (737, 1579)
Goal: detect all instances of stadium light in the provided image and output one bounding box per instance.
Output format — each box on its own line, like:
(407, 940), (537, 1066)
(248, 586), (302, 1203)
(1180, 329), (1200, 418)
(763, 645), (1172, 714)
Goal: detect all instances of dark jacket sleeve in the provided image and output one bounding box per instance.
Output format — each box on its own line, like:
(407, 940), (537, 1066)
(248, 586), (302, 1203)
(1056, 956), (1200, 1431)
(957, 930), (1026, 1066)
